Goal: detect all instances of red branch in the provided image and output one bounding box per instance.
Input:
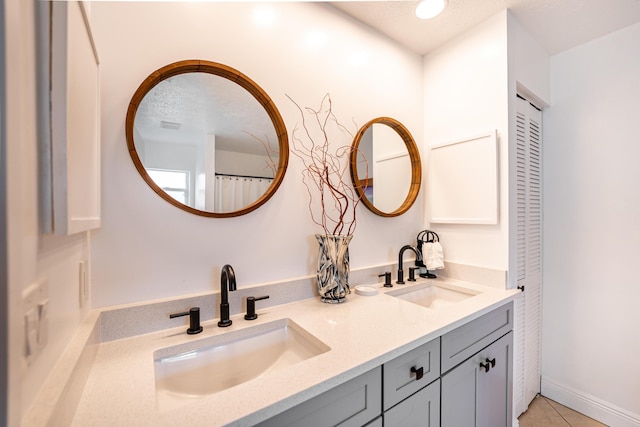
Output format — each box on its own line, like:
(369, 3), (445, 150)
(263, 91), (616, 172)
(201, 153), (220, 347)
(244, 131), (278, 177)
(287, 94), (364, 236)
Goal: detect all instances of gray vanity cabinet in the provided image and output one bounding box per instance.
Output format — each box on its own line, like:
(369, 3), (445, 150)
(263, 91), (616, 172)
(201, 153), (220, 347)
(255, 366), (382, 427)
(256, 302), (513, 427)
(384, 378), (440, 426)
(365, 416), (383, 427)
(382, 337), (440, 426)
(440, 302), (514, 427)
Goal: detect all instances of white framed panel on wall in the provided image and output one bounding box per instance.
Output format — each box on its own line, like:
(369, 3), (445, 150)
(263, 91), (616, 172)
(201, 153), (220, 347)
(50, 1), (101, 235)
(428, 130), (498, 224)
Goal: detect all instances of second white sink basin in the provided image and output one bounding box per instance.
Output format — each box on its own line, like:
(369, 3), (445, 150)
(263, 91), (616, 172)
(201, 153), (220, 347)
(154, 318), (329, 404)
(387, 282), (479, 310)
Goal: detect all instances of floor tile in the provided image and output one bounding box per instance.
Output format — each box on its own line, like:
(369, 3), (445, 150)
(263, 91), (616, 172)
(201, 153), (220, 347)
(519, 395), (570, 426)
(544, 397), (608, 427)
(519, 395), (610, 427)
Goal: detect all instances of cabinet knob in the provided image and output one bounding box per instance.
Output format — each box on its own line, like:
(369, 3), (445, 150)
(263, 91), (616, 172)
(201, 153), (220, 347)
(480, 357), (496, 372)
(410, 366), (424, 380)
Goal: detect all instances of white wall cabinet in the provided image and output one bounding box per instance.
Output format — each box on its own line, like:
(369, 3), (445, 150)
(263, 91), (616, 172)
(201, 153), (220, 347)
(47, 1), (101, 235)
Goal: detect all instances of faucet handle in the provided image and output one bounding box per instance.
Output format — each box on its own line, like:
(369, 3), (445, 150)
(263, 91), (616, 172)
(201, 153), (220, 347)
(378, 272), (392, 287)
(244, 295), (270, 320)
(169, 307), (203, 335)
(408, 267), (420, 282)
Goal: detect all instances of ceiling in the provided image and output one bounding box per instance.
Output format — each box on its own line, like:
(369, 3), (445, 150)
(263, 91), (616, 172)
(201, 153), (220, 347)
(330, 0), (640, 56)
(135, 73), (277, 156)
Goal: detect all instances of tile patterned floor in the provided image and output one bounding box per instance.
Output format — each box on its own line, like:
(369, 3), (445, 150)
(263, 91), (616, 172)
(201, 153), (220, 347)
(518, 395), (608, 427)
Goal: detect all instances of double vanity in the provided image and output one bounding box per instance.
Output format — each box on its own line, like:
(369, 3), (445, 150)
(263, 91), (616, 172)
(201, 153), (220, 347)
(35, 274), (518, 427)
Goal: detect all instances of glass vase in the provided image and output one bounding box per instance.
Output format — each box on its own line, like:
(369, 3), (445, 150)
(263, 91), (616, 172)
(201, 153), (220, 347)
(315, 234), (352, 303)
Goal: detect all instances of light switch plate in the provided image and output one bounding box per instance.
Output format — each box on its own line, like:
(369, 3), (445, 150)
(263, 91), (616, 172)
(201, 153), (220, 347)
(22, 278), (49, 365)
(24, 307), (38, 357)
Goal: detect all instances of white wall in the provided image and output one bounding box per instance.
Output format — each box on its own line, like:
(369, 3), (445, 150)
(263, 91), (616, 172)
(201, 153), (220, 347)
(506, 13), (550, 417)
(506, 11), (550, 291)
(542, 21), (640, 425)
(90, 2), (424, 307)
(507, 12), (550, 106)
(216, 150), (274, 177)
(5, 0), (92, 422)
(422, 11), (551, 285)
(423, 11), (510, 273)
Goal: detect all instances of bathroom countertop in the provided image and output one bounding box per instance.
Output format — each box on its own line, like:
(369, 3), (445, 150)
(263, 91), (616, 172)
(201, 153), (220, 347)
(69, 277), (519, 426)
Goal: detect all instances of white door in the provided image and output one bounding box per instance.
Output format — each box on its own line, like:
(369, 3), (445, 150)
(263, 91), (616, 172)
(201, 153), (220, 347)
(513, 95), (543, 415)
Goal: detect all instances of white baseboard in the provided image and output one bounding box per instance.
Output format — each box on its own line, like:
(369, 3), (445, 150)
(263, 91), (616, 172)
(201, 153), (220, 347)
(541, 376), (640, 427)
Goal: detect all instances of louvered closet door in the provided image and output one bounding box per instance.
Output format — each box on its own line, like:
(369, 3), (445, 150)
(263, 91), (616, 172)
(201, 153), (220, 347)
(514, 95), (543, 414)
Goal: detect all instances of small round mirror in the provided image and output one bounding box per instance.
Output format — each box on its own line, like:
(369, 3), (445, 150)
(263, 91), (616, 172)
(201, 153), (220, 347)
(125, 60), (288, 217)
(350, 117), (421, 217)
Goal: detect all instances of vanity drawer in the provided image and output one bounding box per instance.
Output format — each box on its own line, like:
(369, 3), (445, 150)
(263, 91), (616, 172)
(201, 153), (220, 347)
(384, 378), (440, 426)
(256, 366), (381, 427)
(441, 301), (513, 373)
(383, 337), (440, 410)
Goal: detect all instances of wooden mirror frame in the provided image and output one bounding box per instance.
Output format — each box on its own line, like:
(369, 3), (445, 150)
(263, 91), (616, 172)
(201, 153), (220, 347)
(125, 59), (289, 217)
(349, 117), (421, 217)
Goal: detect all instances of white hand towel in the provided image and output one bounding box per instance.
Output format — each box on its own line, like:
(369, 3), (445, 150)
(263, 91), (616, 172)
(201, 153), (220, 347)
(424, 242), (444, 270)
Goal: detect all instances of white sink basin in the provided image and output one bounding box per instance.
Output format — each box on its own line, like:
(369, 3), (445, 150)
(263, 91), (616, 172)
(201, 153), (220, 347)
(154, 318), (329, 407)
(387, 282), (479, 310)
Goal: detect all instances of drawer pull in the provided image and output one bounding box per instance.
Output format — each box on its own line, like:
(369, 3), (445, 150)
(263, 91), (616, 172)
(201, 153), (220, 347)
(410, 366), (424, 380)
(480, 358), (496, 373)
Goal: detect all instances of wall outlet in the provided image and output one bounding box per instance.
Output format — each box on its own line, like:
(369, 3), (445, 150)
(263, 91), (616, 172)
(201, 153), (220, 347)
(22, 278), (49, 365)
(79, 260), (89, 308)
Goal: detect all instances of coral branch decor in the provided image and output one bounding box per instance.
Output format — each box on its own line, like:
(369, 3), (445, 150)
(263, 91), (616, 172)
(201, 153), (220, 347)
(287, 94), (364, 303)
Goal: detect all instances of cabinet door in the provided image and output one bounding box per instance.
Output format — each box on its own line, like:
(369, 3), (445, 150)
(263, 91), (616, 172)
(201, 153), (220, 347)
(441, 332), (513, 427)
(441, 354), (476, 426)
(384, 378), (440, 427)
(49, 1), (101, 235)
(477, 332), (513, 427)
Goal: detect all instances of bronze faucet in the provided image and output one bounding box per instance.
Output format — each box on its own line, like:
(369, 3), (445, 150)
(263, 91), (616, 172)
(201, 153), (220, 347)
(218, 264), (237, 327)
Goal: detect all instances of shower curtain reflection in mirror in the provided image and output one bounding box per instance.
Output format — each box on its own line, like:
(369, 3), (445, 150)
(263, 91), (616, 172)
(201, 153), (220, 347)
(214, 175), (273, 213)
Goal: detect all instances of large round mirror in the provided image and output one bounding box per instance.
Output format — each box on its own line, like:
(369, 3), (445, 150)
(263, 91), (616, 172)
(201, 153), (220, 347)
(350, 117), (421, 217)
(125, 60), (289, 217)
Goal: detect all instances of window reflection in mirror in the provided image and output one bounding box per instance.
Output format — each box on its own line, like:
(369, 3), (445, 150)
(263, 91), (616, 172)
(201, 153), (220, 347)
(126, 60), (288, 218)
(350, 117), (421, 217)
(147, 169), (190, 205)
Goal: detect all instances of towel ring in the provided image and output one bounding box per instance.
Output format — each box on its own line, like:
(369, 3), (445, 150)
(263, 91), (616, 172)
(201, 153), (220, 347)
(416, 229), (440, 278)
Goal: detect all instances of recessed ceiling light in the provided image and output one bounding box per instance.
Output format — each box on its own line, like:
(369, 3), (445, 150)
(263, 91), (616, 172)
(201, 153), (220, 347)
(415, 0), (447, 20)
(160, 120), (182, 130)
